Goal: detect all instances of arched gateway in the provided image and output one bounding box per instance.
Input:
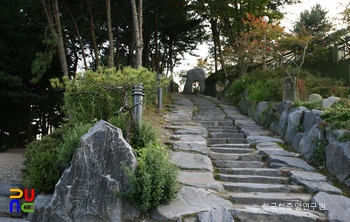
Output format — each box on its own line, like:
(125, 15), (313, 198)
(183, 68), (206, 93)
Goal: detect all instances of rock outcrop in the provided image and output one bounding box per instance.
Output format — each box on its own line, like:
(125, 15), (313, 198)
(30, 120), (139, 222)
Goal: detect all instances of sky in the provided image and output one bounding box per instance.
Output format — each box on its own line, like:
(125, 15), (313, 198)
(173, 0), (347, 80)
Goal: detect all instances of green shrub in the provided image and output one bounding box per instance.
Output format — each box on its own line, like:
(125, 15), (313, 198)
(57, 122), (92, 165)
(130, 121), (159, 151)
(321, 99), (350, 130)
(23, 135), (61, 193)
(123, 142), (179, 213)
(108, 112), (132, 139)
(293, 100), (322, 110)
(247, 79), (282, 102)
(313, 139), (328, 170)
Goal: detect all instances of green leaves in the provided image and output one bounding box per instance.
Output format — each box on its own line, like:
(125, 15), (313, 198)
(123, 142), (179, 213)
(51, 67), (161, 123)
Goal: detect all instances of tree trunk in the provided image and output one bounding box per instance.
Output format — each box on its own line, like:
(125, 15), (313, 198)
(87, 0), (100, 68)
(106, 0), (114, 68)
(42, 0), (69, 77)
(130, 0), (143, 68)
(63, 0), (88, 71)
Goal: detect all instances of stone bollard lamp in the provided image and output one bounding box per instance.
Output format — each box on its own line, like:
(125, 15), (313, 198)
(157, 73), (163, 109)
(132, 84), (145, 125)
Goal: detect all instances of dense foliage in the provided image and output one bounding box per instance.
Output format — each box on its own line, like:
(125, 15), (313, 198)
(123, 141), (179, 213)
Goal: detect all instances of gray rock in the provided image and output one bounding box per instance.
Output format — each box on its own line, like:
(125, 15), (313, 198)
(231, 206), (320, 222)
(308, 94), (322, 102)
(246, 136), (284, 144)
(256, 142), (283, 151)
(302, 109), (324, 132)
(171, 135), (207, 143)
(234, 119), (258, 128)
(27, 195), (52, 222)
(285, 107), (307, 143)
(322, 96), (341, 108)
(170, 152), (213, 172)
(276, 101), (294, 114)
(198, 207), (234, 222)
(326, 142), (350, 182)
(289, 170), (342, 195)
(267, 155), (315, 171)
(346, 177), (350, 186)
(259, 149), (294, 157)
(0, 183), (24, 218)
(171, 125), (208, 137)
(151, 186), (233, 221)
(51, 120), (139, 222)
(240, 127), (271, 136)
(173, 141), (209, 155)
(178, 171), (224, 192)
(253, 102), (270, 123)
(326, 128), (350, 143)
(299, 126), (322, 159)
(311, 192), (350, 222)
(269, 110), (290, 137)
(292, 132), (307, 152)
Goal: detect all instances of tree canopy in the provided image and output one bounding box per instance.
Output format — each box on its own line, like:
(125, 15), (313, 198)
(2, 0), (346, 148)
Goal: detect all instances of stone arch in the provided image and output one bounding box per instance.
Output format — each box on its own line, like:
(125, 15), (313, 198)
(183, 68), (206, 94)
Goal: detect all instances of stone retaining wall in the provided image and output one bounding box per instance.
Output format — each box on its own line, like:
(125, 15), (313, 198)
(237, 95), (350, 187)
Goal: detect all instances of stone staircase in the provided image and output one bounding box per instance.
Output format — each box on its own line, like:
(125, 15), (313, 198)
(186, 94), (328, 222)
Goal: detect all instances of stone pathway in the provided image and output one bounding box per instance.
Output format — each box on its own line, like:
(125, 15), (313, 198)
(152, 93), (350, 222)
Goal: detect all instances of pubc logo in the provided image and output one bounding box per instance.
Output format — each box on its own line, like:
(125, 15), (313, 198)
(9, 188), (35, 213)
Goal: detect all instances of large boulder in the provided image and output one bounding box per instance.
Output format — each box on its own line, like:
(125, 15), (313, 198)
(326, 142), (350, 182)
(311, 192), (350, 222)
(27, 195), (52, 222)
(302, 109), (324, 133)
(151, 186), (233, 220)
(276, 101), (294, 115)
(50, 120), (139, 222)
(308, 94), (322, 103)
(270, 110), (290, 137)
(285, 107), (307, 143)
(322, 96), (341, 109)
(299, 125), (322, 160)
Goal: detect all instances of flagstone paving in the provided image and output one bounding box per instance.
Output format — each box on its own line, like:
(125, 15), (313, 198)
(153, 92), (350, 222)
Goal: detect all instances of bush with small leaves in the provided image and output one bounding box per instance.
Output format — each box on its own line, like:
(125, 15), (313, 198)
(123, 142), (179, 213)
(23, 134), (61, 193)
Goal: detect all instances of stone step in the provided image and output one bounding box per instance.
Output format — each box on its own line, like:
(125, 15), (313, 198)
(239, 154), (262, 161)
(210, 147), (255, 154)
(231, 205), (326, 222)
(230, 192), (312, 205)
(210, 133), (245, 138)
(193, 116), (226, 121)
(213, 161), (266, 168)
(217, 174), (289, 184)
(207, 138), (248, 145)
(207, 126), (239, 131)
(209, 152), (239, 161)
(0, 218), (30, 222)
(227, 138), (247, 144)
(207, 138), (227, 144)
(207, 129), (240, 134)
(224, 182), (292, 193)
(217, 168), (281, 177)
(209, 153), (261, 161)
(209, 143), (250, 148)
(199, 121), (233, 127)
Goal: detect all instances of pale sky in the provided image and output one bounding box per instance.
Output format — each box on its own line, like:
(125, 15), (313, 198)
(173, 0), (348, 79)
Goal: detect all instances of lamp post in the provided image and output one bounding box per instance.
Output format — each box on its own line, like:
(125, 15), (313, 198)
(157, 73), (162, 109)
(261, 15), (269, 71)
